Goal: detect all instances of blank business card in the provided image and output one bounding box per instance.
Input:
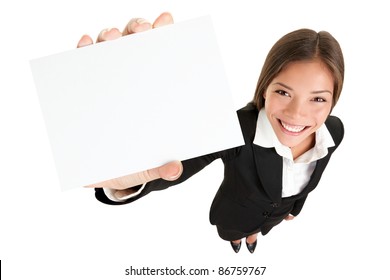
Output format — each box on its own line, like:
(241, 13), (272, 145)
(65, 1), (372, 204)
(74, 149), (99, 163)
(30, 16), (244, 190)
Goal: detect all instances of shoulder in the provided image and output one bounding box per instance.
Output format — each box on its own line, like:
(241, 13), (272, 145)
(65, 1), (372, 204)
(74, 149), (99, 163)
(236, 102), (259, 143)
(325, 115), (344, 146)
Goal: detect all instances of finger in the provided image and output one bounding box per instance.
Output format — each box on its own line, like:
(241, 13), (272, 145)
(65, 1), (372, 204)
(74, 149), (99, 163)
(152, 12), (174, 28)
(77, 34), (93, 48)
(158, 161), (183, 181)
(96, 27), (122, 43)
(122, 18), (152, 36)
(285, 215), (295, 221)
(85, 161), (183, 189)
(113, 188), (139, 199)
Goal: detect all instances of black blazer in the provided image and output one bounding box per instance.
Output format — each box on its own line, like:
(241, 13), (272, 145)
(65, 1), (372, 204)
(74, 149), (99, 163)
(95, 102), (344, 237)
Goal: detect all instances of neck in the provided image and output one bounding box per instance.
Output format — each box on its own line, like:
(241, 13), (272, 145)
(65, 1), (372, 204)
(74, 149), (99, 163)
(291, 133), (315, 160)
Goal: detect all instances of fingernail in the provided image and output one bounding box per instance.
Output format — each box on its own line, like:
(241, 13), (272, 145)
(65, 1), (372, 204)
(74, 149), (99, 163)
(134, 18), (152, 31)
(99, 28), (109, 40)
(100, 28), (121, 41)
(168, 174), (179, 180)
(136, 18), (148, 24)
(167, 162), (183, 180)
(77, 35), (92, 48)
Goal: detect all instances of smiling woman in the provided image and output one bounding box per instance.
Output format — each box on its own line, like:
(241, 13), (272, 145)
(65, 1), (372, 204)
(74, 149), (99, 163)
(253, 29), (344, 111)
(263, 60), (335, 158)
(88, 15), (345, 254)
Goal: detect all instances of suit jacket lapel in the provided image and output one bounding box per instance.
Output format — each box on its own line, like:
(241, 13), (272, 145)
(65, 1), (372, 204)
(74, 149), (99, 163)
(252, 144), (283, 204)
(237, 103), (283, 204)
(301, 151), (332, 194)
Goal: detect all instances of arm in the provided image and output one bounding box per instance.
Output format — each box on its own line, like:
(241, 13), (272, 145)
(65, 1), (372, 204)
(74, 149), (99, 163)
(289, 194), (308, 217)
(284, 195), (308, 221)
(95, 148), (237, 205)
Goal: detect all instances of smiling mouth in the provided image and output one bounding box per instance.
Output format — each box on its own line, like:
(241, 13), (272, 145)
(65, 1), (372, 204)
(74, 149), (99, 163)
(279, 120), (308, 133)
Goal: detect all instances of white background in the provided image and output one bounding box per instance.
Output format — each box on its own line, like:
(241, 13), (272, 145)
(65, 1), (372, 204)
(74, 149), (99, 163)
(1, 0), (389, 279)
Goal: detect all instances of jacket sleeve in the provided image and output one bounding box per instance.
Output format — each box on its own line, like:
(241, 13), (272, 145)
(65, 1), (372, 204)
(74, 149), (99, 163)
(94, 147), (240, 205)
(290, 195), (308, 217)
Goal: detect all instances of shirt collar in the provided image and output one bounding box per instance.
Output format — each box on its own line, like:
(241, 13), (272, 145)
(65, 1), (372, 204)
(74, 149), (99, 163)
(253, 108), (335, 162)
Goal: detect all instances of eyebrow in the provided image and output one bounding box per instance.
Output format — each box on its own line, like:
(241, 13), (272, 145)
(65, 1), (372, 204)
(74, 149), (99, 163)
(272, 82), (333, 95)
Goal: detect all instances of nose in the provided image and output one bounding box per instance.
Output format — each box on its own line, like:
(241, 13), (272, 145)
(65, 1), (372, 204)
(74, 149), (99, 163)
(285, 98), (307, 119)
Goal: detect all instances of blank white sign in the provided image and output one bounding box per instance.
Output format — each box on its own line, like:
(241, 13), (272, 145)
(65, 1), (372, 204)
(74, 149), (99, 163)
(30, 16), (244, 190)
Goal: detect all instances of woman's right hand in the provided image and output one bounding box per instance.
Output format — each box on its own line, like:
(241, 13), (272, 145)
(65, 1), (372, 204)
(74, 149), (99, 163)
(78, 12), (183, 191)
(85, 160), (183, 190)
(77, 12), (174, 47)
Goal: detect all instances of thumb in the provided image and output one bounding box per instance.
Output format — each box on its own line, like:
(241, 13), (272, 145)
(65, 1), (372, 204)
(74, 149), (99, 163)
(158, 160), (183, 181)
(85, 161), (183, 190)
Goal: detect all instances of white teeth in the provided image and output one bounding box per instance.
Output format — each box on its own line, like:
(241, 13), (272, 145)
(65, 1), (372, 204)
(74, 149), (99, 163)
(281, 121), (306, 133)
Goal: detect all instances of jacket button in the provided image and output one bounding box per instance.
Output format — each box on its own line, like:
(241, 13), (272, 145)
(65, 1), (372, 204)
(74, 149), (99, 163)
(263, 211), (269, 218)
(271, 202), (279, 208)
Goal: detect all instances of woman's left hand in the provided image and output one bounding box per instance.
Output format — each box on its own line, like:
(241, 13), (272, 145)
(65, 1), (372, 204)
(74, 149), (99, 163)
(284, 214), (295, 221)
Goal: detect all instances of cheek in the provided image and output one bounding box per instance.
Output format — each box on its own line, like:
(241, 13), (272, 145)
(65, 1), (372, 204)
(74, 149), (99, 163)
(264, 96), (285, 114)
(313, 107), (332, 126)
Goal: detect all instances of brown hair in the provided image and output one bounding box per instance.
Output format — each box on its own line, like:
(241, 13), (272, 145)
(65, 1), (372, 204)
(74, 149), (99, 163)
(252, 28), (344, 111)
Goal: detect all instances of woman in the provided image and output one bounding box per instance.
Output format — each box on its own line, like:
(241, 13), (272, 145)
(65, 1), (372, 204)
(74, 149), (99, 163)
(82, 12), (344, 253)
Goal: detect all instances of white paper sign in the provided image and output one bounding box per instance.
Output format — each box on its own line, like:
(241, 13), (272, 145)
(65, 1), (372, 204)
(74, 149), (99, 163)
(30, 16), (244, 190)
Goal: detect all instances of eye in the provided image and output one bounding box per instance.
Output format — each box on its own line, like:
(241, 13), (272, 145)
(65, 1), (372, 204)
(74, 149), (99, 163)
(275, 90), (290, 97)
(312, 97), (327, 102)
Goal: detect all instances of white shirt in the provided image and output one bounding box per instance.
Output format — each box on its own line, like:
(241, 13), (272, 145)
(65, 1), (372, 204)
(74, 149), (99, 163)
(254, 108), (335, 197)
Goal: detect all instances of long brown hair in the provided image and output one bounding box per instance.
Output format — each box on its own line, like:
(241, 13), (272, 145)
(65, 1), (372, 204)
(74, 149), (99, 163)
(252, 29), (344, 111)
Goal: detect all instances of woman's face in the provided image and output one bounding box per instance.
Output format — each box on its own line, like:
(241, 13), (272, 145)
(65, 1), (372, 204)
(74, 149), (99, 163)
(263, 60), (334, 152)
